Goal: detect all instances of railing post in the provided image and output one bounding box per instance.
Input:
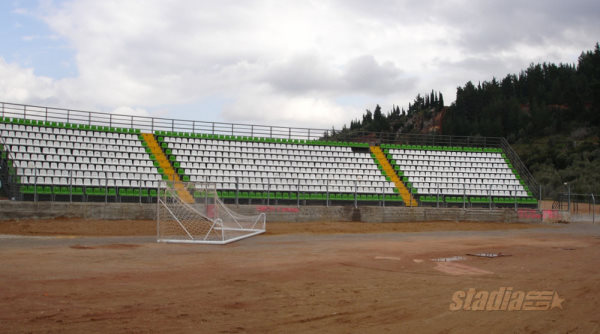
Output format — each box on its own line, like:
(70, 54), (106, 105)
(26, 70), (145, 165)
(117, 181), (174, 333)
(297, 178), (300, 208)
(139, 173), (142, 205)
(463, 183), (466, 209)
(235, 176), (239, 205)
(514, 186), (517, 212)
(488, 184), (492, 210)
(354, 180), (357, 209)
(267, 178), (270, 206)
(34, 168), (37, 202)
(326, 179), (329, 207)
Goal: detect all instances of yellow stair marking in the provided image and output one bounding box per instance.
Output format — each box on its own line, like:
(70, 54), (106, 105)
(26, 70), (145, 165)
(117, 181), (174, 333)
(370, 146), (418, 207)
(142, 133), (194, 204)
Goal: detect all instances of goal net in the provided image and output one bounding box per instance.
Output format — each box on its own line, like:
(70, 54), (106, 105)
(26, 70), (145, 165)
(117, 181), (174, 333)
(157, 182), (266, 244)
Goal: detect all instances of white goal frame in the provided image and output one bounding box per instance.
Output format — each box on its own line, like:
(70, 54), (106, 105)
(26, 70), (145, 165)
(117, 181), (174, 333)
(156, 182), (266, 244)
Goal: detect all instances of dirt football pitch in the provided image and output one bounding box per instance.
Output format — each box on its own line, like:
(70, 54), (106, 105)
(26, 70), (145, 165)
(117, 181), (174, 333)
(1, 219), (599, 333)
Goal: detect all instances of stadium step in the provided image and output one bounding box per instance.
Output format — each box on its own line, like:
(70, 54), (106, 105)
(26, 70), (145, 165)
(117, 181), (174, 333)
(141, 133), (194, 203)
(370, 146), (417, 207)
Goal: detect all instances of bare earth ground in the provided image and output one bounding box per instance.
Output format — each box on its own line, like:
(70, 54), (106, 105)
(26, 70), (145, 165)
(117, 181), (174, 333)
(0, 219), (599, 333)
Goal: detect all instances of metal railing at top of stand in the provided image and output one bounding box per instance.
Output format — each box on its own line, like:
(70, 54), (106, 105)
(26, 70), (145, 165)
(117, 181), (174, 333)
(0, 102), (330, 141)
(500, 138), (539, 199)
(328, 130), (505, 148)
(1, 101), (508, 147)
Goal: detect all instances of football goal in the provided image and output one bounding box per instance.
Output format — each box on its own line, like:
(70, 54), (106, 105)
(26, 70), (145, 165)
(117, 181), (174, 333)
(157, 182), (266, 244)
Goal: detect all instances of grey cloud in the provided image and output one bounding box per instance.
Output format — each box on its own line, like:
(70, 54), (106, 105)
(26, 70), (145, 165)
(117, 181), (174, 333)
(441, 0), (600, 53)
(265, 54), (414, 96)
(263, 54), (339, 94)
(343, 55), (414, 95)
(336, 0), (600, 55)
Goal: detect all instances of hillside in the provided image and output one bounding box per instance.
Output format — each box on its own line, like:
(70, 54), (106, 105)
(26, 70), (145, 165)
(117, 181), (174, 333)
(334, 44), (600, 199)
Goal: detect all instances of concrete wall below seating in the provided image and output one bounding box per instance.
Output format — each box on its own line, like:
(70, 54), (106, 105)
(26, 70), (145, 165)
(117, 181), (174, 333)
(0, 200), (548, 223)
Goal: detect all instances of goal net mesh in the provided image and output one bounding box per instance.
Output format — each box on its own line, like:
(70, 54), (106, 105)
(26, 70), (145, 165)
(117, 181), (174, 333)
(157, 182), (266, 244)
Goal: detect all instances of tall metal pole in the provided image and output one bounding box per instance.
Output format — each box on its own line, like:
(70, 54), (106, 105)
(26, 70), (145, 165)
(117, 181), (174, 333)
(568, 184), (571, 213)
(539, 184), (542, 211)
(297, 178), (300, 208)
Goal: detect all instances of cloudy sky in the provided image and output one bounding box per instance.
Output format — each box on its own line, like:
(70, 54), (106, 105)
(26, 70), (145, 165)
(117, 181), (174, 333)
(1, 0), (599, 130)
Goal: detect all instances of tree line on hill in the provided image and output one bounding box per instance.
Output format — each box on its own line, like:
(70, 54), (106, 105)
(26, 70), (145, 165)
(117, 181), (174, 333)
(335, 44), (600, 199)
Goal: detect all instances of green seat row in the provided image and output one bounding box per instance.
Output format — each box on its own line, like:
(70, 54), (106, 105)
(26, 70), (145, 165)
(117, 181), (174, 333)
(195, 191), (403, 202)
(445, 196), (466, 203)
(380, 143), (503, 153)
(493, 197), (538, 204)
(470, 197), (491, 204)
(155, 131), (370, 148)
(419, 195), (537, 205)
(0, 117), (140, 134)
(20, 185), (158, 197)
(419, 195), (440, 203)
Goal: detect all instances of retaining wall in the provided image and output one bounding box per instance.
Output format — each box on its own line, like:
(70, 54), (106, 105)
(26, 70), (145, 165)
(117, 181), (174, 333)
(0, 200), (546, 223)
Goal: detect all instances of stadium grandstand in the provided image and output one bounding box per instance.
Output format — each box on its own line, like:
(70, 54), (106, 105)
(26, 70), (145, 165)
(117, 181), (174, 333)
(0, 102), (538, 208)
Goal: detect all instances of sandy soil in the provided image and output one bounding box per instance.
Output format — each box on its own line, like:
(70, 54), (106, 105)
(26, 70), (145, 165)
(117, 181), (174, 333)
(0, 218), (543, 236)
(0, 220), (599, 333)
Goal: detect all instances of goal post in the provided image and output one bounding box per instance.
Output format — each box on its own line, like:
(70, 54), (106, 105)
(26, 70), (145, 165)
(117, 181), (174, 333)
(157, 182), (266, 244)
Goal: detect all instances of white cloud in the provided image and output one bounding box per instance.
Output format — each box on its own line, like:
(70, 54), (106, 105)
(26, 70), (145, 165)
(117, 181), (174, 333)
(0, 57), (56, 103)
(1, 0), (598, 129)
(111, 106), (149, 118)
(222, 88), (363, 129)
